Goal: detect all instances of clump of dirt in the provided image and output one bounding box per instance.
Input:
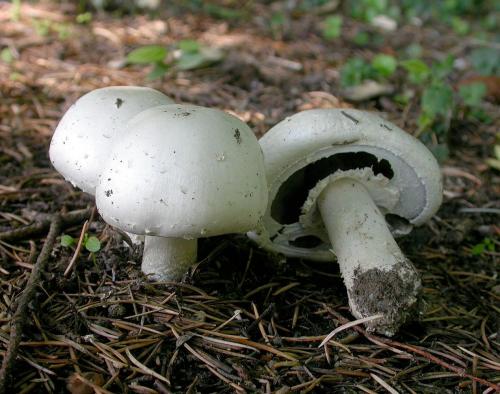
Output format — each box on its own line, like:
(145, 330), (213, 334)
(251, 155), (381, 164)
(349, 259), (421, 336)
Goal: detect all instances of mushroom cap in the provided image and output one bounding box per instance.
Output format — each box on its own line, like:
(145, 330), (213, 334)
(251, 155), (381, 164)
(95, 104), (268, 239)
(248, 108), (442, 261)
(49, 86), (174, 194)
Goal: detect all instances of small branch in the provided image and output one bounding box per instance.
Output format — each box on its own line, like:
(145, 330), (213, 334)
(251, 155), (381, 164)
(0, 208), (92, 243)
(0, 215), (62, 394)
(64, 220), (89, 277)
(242, 303), (275, 337)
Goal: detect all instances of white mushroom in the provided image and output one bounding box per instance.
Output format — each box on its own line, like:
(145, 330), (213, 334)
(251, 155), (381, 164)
(248, 109), (442, 336)
(49, 86), (174, 194)
(95, 104), (268, 281)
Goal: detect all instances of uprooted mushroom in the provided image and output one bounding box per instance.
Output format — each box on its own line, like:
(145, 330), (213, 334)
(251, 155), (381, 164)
(249, 109), (442, 336)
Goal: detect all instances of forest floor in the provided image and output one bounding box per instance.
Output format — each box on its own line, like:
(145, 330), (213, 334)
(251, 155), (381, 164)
(0, 1), (499, 393)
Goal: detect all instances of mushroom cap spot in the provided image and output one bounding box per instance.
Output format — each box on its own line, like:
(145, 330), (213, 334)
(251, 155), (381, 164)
(49, 86), (174, 194)
(248, 108), (442, 261)
(95, 104), (268, 239)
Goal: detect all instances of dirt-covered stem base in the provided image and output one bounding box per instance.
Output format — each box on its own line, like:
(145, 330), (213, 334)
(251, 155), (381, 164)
(318, 178), (421, 336)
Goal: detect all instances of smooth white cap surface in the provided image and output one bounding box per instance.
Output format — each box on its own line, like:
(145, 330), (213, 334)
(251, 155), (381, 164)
(49, 86), (174, 194)
(96, 104), (268, 239)
(249, 108), (443, 261)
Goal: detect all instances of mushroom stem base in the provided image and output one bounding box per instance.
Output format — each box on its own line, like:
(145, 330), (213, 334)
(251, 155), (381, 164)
(318, 178), (421, 336)
(142, 236), (197, 281)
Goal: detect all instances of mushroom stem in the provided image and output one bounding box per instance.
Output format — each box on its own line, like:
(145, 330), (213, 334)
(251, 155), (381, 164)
(317, 178), (421, 336)
(142, 236), (197, 281)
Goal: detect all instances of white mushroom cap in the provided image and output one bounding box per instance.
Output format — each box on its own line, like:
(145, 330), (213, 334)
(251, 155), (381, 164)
(249, 109), (442, 261)
(49, 86), (174, 194)
(95, 104), (268, 239)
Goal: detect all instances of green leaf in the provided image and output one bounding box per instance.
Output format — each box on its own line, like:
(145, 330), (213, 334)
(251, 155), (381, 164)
(178, 40), (200, 53)
(147, 62), (169, 80)
(494, 145), (500, 160)
(203, 4), (244, 20)
(175, 47), (223, 71)
(401, 59), (430, 84)
(353, 31), (370, 46)
(61, 234), (75, 248)
(459, 82), (486, 107)
(469, 48), (500, 76)
(486, 158), (500, 171)
(421, 83), (454, 117)
(417, 112), (434, 130)
(340, 58), (372, 87)
(127, 45), (167, 64)
(471, 243), (485, 255)
(0, 48), (14, 64)
(85, 236), (101, 253)
(371, 54), (397, 78)
(485, 238), (495, 252)
(450, 16), (469, 35)
(429, 143), (450, 162)
(270, 12), (286, 27)
(76, 12), (92, 24)
(322, 15), (343, 40)
(432, 55), (455, 79)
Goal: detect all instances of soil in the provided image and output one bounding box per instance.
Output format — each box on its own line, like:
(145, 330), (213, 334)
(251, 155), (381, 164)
(349, 259), (421, 337)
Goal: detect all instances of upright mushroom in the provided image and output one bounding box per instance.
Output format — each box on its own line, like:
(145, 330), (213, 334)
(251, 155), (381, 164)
(95, 104), (268, 281)
(49, 86), (174, 194)
(249, 109), (442, 336)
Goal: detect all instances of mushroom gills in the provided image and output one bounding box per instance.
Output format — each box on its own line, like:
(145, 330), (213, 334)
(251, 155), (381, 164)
(317, 178), (421, 336)
(271, 151), (394, 225)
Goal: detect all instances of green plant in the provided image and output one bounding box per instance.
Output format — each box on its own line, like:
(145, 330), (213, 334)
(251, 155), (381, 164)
(450, 16), (469, 35)
(76, 12), (92, 24)
(409, 56), (455, 139)
(270, 12), (286, 39)
(486, 134), (500, 171)
(61, 234), (75, 248)
(471, 238), (496, 255)
(126, 41), (223, 80)
(126, 45), (168, 80)
(175, 39), (223, 71)
(458, 82), (487, 107)
(340, 58), (373, 87)
(61, 233), (101, 253)
(353, 31), (370, 46)
(32, 19), (51, 36)
(85, 235), (101, 253)
(11, 0), (21, 21)
(371, 54), (397, 77)
(321, 15), (342, 40)
(469, 48), (500, 76)
(340, 53), (397, 87)
(349, 0), (391, 22)
(401, 59), (430, 84)
(31, 19), (72, 39)
(0, 48), (14, 64)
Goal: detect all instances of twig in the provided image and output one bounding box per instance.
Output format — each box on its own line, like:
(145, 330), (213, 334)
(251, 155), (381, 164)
(0, 208), (92, 243)
(64, 220), (90, 277)
(0, 214), (62, 394)
(243, 303), (275, 337)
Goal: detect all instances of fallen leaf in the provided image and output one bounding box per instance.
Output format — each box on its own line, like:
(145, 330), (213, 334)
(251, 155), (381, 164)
(298, 91), (352, 110)
(342, 80), (394, 102)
